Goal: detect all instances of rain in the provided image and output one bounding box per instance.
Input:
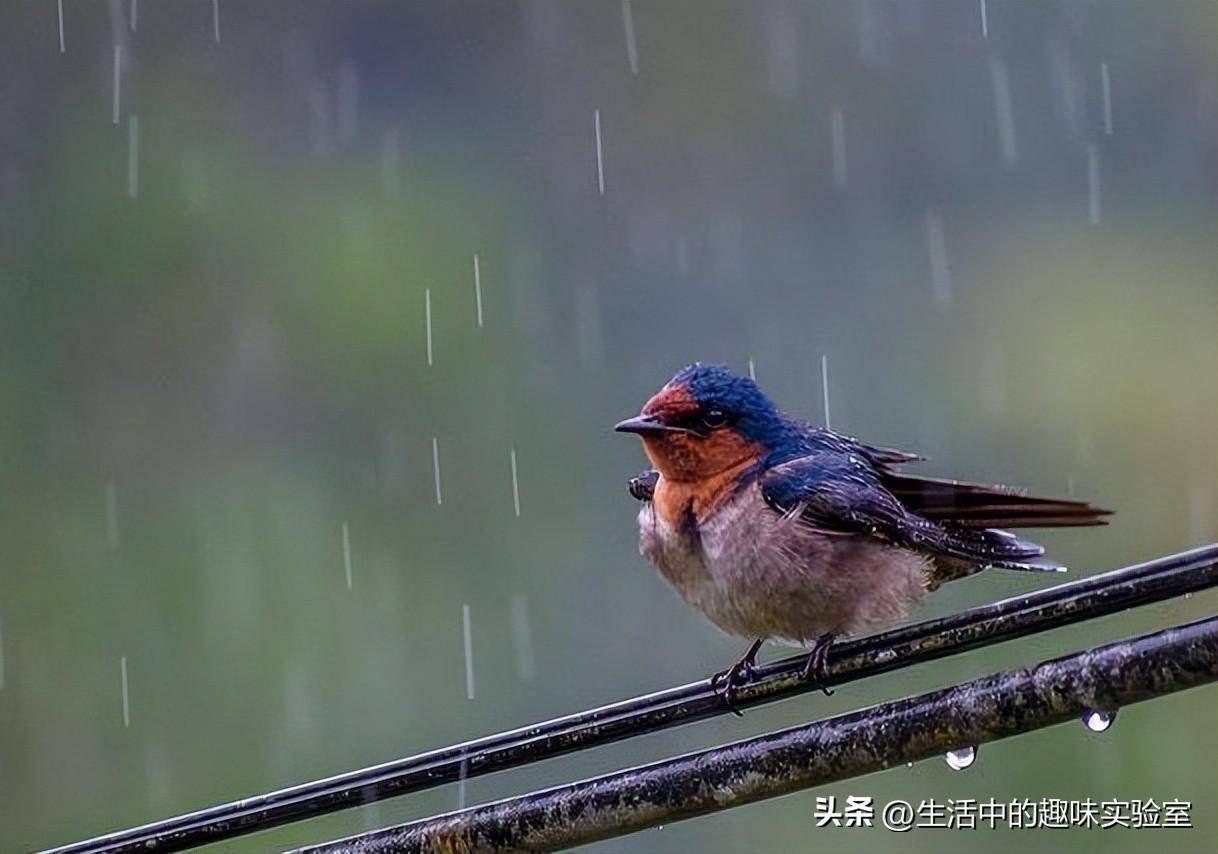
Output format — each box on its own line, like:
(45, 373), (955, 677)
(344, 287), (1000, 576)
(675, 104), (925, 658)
(473, 254), (483, 327)
(1, 4), (1213, 851)
(461, 604), (475, 700)
(112, 45), (122, 125)
(342, 521), (353, 589)
(120, 656), (130, 728)
(594, 108), (605, 195)
(621, 0), (639, 75)
(509, 447), (521, 517)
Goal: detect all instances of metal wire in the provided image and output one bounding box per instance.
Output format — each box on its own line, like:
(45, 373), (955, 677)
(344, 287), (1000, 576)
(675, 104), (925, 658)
(45, 543), (1218, 853)
(299, 615), (1218, 852)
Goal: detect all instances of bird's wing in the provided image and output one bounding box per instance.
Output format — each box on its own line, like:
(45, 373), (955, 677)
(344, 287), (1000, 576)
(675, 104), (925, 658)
(760, 453), (1047, 564)
(760, 451), (910, 537)
(799, 428), (1109, 529)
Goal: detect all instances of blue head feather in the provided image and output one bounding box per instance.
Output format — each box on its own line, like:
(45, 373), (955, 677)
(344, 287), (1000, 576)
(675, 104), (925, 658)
(670, 363), (797, 450)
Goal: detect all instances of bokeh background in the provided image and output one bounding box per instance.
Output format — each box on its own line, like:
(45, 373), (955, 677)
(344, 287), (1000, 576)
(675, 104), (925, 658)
(1, 1), (1215, 851)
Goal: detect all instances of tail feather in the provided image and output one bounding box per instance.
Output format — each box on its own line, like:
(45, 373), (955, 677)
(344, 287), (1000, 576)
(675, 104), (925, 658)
(883, 472), (1112, 530)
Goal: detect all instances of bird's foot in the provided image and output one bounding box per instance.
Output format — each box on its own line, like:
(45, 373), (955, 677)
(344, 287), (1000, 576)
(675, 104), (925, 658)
(711, 639), (764, 715)
(801, 633), (836, 696)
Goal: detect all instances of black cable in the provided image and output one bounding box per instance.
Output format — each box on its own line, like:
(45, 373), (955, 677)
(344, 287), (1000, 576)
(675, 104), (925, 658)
(298, 615), (1218, 852)
(44, 543), (1218, 853)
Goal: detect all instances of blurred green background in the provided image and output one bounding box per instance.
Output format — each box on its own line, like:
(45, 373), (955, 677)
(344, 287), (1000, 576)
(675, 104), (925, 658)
(0, 1), (1215, 851)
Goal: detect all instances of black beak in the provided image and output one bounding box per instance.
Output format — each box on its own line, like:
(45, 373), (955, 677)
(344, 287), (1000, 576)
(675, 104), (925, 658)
(614, 414), (685, 436)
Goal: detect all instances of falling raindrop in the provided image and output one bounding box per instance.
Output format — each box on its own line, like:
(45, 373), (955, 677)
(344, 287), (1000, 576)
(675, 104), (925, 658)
(432, 437), (442, 505)
(462, 604), (475, 700)
(820, 355), (831, 429)
(130, 0), (137, 32)
(509, 447), (520, 517)
(979, 0), (988, 38)
(621, 0), (639, 75)
(594, 109), (605, 195)
(424, 288), (433, 366)
(113, 45), (122, 125)
(944, 745), (977, 770)
(1101, 62), (1113, 135)
(747, 359), (756, 382)
(127, 114), (140, 199)
(1081, 708), (1117, 732)
(510, 594), (535, 681)
(212, 0), (220, 43)
(341, 521), (352, 590)
(830, 108), (847, 189)
(57, 0), (65, 52)
(105, 482), (120, 549)
(925, 210), (952, 305)
(120, 656), (130, 728)
(473, 254), (484, 328)
(989, 56), (1018, 167)
(1087, 143), (1101, 224)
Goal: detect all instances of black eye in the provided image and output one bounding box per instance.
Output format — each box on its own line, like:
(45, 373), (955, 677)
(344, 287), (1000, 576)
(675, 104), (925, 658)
(700, 409), (728, 430)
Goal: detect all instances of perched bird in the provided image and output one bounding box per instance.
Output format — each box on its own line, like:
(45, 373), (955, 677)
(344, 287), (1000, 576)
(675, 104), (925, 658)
(616, 363), (1110, 703)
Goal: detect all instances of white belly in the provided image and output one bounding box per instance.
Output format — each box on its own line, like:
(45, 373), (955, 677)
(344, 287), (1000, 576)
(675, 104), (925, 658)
(638, 482), (930, 641)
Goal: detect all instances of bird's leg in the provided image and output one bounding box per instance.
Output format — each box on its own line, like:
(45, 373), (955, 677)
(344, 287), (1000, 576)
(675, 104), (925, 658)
(711, 638), (764, 714)
(628, 469), (659, 502)
(801, 633), (836, 695)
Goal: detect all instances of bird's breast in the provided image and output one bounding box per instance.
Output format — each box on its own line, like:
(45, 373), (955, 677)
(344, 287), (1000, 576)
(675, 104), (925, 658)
(639, 481), (932, 641)
(650, 461), (756, 532)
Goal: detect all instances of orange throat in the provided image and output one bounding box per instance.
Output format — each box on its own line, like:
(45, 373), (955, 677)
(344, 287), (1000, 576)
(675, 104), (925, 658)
(650, 454), (759, 530)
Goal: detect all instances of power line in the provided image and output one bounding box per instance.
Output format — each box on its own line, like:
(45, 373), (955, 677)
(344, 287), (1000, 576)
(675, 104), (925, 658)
(46, 544), (1218, 853)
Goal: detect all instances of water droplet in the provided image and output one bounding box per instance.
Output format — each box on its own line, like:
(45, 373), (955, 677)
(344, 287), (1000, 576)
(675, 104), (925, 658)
(509, 447), (521, 517)
(820, 354), (831, 429)
(341, 521), (352, 590)
(473, 254), (484, 327)
(594, 109), (605, 195)
(944, 745), (977, 771)
(462, 604), (475, 700)
(1081, 708), (1117, 732)
(424, 289), (433, 366)
(120, 655), (130, 728)
(621, 0), (639, 75)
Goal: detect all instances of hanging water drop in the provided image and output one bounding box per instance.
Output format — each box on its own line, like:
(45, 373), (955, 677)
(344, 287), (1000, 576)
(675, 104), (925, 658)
(1081, 708), (1117, 732)
(944, 745), (977, 770)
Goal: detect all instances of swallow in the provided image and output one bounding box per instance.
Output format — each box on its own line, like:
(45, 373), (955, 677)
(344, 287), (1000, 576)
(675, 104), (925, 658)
(616, 363), (1110, 706)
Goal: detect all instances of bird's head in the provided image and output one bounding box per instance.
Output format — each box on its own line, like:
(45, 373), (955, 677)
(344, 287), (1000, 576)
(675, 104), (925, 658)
(615, 363), (789, 482)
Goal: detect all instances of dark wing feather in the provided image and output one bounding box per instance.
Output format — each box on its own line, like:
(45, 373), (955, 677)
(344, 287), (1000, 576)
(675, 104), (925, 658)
(760, 453), (1047, 565)
(881, 471), (1112, 529)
